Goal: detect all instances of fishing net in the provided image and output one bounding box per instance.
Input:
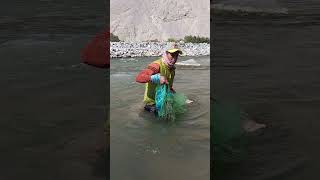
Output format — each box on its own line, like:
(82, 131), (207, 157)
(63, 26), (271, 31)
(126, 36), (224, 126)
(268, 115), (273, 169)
(212, 98), (248, 165)
(155, 84), (187, 122)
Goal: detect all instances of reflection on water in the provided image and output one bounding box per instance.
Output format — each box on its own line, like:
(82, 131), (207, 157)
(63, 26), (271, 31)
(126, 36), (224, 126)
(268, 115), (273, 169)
(110, 56), (210, 180)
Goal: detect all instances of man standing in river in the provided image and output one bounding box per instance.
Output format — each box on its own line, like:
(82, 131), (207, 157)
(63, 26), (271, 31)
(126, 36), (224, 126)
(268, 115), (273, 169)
(135, 44), (182, 113)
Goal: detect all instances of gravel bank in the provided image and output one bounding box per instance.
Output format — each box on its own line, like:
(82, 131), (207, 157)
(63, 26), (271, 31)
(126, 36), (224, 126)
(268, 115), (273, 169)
(110, 42), (210, 58)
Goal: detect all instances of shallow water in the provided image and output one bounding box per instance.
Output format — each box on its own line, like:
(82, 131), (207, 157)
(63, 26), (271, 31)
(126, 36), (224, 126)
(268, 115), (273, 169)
(110, 56), (210, 180)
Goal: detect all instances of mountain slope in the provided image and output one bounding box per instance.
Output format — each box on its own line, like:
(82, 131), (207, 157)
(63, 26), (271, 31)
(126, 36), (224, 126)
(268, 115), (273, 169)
(110, 0), (210, 41)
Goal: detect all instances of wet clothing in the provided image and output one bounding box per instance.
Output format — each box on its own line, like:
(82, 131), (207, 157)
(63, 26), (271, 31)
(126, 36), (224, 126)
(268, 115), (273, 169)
(136, 58), (176, 106)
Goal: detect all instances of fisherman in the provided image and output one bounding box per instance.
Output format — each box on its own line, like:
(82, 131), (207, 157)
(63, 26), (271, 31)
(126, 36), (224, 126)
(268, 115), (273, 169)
(136, 44), (182, 113)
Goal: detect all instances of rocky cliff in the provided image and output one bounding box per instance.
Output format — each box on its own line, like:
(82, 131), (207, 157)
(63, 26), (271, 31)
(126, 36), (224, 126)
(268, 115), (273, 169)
(110, 0), (210, 42)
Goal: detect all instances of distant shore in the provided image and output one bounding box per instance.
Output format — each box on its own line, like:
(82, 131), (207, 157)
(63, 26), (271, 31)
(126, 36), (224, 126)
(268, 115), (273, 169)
(110, 42), (210, 58)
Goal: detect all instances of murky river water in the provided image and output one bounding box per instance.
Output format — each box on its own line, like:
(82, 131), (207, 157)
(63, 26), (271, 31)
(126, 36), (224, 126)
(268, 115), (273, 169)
(110, 56), (210, 180)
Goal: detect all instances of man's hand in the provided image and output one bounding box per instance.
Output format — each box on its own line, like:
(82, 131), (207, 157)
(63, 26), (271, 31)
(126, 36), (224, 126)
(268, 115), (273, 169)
(160, 76), (168, 84)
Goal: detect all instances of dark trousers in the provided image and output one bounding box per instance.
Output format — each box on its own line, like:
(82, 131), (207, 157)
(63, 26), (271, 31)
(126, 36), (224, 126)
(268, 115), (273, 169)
(144, 104), (158, 116)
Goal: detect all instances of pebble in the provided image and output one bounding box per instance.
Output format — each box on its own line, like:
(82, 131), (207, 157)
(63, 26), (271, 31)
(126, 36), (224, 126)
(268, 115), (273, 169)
(110, 42), (210, 58)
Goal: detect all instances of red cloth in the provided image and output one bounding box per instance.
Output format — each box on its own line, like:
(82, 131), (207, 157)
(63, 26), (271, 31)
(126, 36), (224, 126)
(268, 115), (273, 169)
(136, 63), (160, 83)
(81, 29), (109, 68)
(136, 63), (175, 92)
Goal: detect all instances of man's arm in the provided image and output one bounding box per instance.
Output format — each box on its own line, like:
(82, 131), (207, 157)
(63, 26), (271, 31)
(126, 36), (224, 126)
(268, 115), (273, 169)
(136, 63), (160, 83)
(170, 86), (176, 93)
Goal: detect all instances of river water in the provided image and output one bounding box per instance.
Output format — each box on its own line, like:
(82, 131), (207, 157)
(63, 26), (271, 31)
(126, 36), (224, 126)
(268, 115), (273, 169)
(1, 0), (107, 179)
(213, 0), (320, 179)
(110, 56), (210, 180)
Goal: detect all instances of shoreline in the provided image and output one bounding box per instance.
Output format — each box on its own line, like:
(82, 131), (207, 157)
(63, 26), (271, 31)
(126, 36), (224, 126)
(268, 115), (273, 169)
(110, 42), (210, 58)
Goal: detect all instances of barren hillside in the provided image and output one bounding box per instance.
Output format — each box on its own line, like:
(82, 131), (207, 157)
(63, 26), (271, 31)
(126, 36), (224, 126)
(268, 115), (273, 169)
(110, 0), (210, 41)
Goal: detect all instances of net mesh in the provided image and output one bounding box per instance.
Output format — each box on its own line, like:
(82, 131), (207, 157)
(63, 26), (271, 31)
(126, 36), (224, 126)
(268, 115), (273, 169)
(155, 84), (187, 122)
(212, 98), (248, 164)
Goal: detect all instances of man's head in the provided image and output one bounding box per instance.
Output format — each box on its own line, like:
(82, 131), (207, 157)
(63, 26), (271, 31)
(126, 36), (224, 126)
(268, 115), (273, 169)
(164, 46), (182, 66)
(165, 51), (180, 64)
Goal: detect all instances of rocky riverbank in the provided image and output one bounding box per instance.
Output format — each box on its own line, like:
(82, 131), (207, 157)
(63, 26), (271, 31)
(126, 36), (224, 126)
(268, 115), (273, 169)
(110, 42), (210, 58)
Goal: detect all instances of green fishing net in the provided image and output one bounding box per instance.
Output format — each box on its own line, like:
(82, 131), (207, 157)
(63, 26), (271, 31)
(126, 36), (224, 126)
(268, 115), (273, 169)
(155, 84), (187, 122)
(212, 98), (248, 165)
